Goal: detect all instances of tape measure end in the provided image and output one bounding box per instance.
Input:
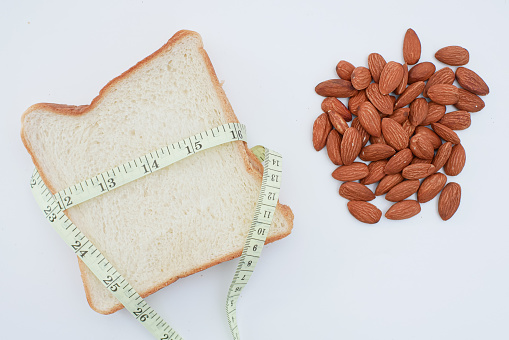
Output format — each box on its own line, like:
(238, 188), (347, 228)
(250, 145), (266, 162)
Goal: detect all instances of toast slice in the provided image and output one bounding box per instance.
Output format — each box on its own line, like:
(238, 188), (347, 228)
(21, 30), (293, 314)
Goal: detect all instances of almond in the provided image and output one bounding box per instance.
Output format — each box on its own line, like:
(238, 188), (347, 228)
(351, 118), (370, 147)
(385, 148), (413, 174)
(370, 134), (387, 145)
(385, 200), (421, 220)
(444, 144), (466, 176)
(402, 163), (436, 179)
(340, 127), (363, 165)
(414, 126), (442, 149)
(359, 144), (396, 161)
(409, 134), (435, 159)
(328, 110), (350, 134)
(361, 160), (388, 185)
(420, 102), (446, 126)
(322, 97), (353, 122)
(366, 83), (393, 115)
(395, 63), (409, 95)
(427, 84), (459, 105)
(438, 182), (461, 221)
(368, 53), (387, 83)
(432, 141), (453, 172)
(435, 46), (469, 66)
(382, 118), (409, 150)
(394, 81), (425, 109)
(438, 111), (471, 130)
(326, 130), (343, 165)
(411, 157), (432, 165)
(379, 61), (404, 95)
(402, 119), (416, 138)
(431, 122), (461, 144)
(348, 89), (367, 115)
(339, 182), (375, 201)
(409, 98), (428, 126)
(454, 88), (485, 112)
(347, 201), (382, 224)
(375, 173), (404, 196)
(385, 179), (420, 202)
(408, 62), (436, 84)
(313, 113), (332, 151)
(423, 67), (455, 97)
(417, 173), (447, 203)
(332, 162), (369, 181)
(336, 60), (355, 80)
(390, 107), (410, 124)
(358, 102), (382, 137)
(403, 28), (421, 65)
(351, 66), (372, 90)
(315, 79), (358, 98)
(456, 67), (490, 96)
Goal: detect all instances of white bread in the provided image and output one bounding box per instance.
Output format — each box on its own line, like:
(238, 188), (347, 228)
(21, 30), (294, 314)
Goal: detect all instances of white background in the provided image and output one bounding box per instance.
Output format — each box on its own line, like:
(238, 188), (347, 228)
(1, 1), (509, 339)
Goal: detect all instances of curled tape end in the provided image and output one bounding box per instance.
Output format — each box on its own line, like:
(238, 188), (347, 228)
(250, 145), (266, 162)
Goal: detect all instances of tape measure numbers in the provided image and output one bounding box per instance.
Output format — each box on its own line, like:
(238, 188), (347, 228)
(29, 123), (283, 340)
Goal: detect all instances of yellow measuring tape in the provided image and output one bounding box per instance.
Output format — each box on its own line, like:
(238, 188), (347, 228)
(29, 122), (282, 339)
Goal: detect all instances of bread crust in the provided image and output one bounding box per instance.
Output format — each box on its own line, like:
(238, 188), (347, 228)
(21, 30), (294, 314)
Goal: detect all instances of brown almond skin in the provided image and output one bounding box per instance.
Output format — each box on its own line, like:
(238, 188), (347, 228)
(361, 160), (388, 185)
(390, 108), (410, 124)
(385, 179), (420, 202)
(375, 173), (404, 196)
(368, 53), (387, 83)
(403, 29), (421, 65)
(385, 148), (413, 174)
(381, 118), (409, 151)
(326, 130), (343, 165)
(438, 182), (461, 221)
(386, 200), (421, 220)
(341, 127), (363, 165)
(351, 118), (370, 147)
(454, 88), (485, 112)
(409, 134), (434, 159)
(359, 144), (396, 161)
(427, 84), (459, 105)
(402, 120), (416, 138)
(379, 61), (404, 95)
(336, 60), (355, 80)
(408, 62), (436, 84)
(418, 173), (447, 203)
(348, 89), (367, 115)
(328, 111), (349, 135)
(444, 144), (466, 176)
(394, 81), (425, 109)
(347, 201), (382, 224)
(395, 63), (409, 95)
(435, 46), (469, 66)
(322, 97), (353, 122)
(313, 113), (332, 151)
(438, 111), (471, 130)
(421, 102), (446, 126)
(432, 141), (453, 172)
(358, 102), (382, 137)
(409, 98), (428, 126)
(415, 126), (442, 149)
(411, 157), (432, 165)
(316, 79), (358, 98)
(351, 66), (372, 90)
(366, 83), (393, 115)
(332, 162), (369, 181)
(423, 67), (455, 97)
(402, 163), (436, 179)
(339, 182), (375, 201)
(431, 123), (461, 144)
(370, 134), (387, 145)
(456, 67), (489, 96)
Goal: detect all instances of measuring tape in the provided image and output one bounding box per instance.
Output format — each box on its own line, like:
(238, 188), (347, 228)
(29, 122), (282, 340)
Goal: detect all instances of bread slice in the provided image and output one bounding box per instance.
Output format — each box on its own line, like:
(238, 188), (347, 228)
(21, 30), (293, 314)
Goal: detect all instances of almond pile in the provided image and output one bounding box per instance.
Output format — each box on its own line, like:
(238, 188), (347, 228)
(313, 29), (489, 224)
